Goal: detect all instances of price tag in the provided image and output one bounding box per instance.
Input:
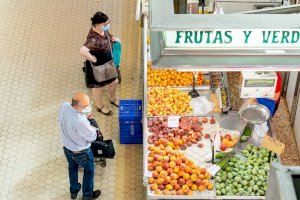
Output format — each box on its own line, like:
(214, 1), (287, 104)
(167, 116), (180, 128)
(214, 131), (221, 151)
(261, 135), (285, 155)
(207, 164), (221, 177)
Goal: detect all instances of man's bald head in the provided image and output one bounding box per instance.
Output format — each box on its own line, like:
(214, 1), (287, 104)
(71, 92), (90, 109)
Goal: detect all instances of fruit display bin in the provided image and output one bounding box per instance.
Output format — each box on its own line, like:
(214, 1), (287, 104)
(144, 116), (221, 199)
(147, 85), (211, 91)
(147, 189), (216, 199)
(143, 115), (278, 200)
(147, 87), (213, 117)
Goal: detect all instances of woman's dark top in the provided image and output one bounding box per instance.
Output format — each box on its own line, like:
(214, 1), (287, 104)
(83, 28), (116, 88)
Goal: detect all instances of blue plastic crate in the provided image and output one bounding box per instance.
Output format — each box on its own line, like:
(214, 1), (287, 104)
(119, 100), (142, 122)
(120, 136), (143, 144)
(119, 121), (143, 138)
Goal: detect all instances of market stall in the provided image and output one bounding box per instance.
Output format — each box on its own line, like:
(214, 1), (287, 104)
(143, 64), (280, 199)
(137, 1), (300, 199)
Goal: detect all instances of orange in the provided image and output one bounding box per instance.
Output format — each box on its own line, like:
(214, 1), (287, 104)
(191, 184), (198, 191)
(202, 179), (209, 187)
(198, 185), (206, 191)
(207, 182), (214, 190)
(183, 173), (190, 180)
(205, 172), (211, 179)
(178, 170), (185, 177)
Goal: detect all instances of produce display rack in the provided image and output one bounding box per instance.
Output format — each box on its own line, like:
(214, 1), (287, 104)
(142, 15), (277, 198)
(143, 58), (278, 199)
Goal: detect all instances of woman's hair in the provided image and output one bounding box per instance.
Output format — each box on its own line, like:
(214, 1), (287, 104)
(91, 12), (108, 26)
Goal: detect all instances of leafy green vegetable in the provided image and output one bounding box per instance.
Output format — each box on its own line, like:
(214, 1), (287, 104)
(215, 152), (227, 159)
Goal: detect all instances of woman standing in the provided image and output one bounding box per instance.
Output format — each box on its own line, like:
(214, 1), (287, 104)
(80, 12), (119, 116)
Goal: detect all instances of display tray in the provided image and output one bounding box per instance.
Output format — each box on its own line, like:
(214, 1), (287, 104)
(146, 86), (216, 117)
(147, 85), (211, 91)
(178, 139), (213, 167)
(145, 116), (219, 199)
(147, 188), (216, 199)
(147, 191), (265, 200)
(214, 127), (240, 153)
(144, 73), (277, 200)
(144, 116), (276, 200)
(216, 196), (265, 199)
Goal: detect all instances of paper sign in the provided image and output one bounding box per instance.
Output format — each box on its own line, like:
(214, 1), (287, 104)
(254, 122), (269, 138)
(261, 135), (285, 155)
(207, 164), (221, 177)
(167, 116), (180, 128)
(214, 131), (221, 151)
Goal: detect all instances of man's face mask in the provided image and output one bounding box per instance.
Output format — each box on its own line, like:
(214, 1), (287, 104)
(81, 104), (92, 114)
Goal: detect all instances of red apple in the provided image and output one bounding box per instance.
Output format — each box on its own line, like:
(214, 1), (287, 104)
(210, 117), (216, 124)
(225, 134), (232, 140)
(220, 143), (227, 151)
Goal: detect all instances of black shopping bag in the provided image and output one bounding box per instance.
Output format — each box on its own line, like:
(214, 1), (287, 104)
(91, 140), (115, 159)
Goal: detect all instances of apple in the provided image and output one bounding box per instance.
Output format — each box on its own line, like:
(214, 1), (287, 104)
(202, 118), (208, 123)
(191, 116), (199, 123)
(220, 143), (227, 151)
(210, 117), (216, 124)
(225, 134), (232, 140)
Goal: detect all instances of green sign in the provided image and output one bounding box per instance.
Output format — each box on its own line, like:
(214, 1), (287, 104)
(164, 30), (300, 48)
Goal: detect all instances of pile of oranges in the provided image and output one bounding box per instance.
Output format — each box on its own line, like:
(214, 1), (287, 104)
(147, 66), (208, 87)
(147, 88), (192, 116)
(148, 144), (214, 195)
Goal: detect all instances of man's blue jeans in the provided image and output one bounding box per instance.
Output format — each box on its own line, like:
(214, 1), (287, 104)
(63, 147), (95, 198)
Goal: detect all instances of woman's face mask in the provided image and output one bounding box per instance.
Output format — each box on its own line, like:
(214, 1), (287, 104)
(102, 23), (110, 31)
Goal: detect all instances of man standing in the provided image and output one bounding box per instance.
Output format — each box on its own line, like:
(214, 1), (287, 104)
(59, 92), (101, 200)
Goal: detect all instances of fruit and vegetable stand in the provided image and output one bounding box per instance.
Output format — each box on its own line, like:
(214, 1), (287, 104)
(139, 2), (285, 198)
(142, 62), (279, 199)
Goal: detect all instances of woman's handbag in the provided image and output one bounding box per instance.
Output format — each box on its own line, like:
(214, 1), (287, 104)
(91, 60), (118, 82)
(91, 32), (118, 82)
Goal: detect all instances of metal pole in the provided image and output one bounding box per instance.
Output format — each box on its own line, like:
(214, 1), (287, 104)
(291, 72), (300, 126)
(136, 0), (141, 21)
(142, 12), (149, 192)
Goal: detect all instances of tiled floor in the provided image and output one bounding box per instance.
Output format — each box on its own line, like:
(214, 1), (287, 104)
(0, 0), (144, 200)
(1, 1), (299, 200)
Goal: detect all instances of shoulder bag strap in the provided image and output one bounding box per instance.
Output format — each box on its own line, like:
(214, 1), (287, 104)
(105, 31), (113, 59)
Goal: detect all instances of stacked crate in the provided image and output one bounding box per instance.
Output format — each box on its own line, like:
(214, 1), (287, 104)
(119, 100), (143, 144)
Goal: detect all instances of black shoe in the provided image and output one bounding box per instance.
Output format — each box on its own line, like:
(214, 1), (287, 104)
(82, 190), (101, 200)
(71, 184), (81, 199)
